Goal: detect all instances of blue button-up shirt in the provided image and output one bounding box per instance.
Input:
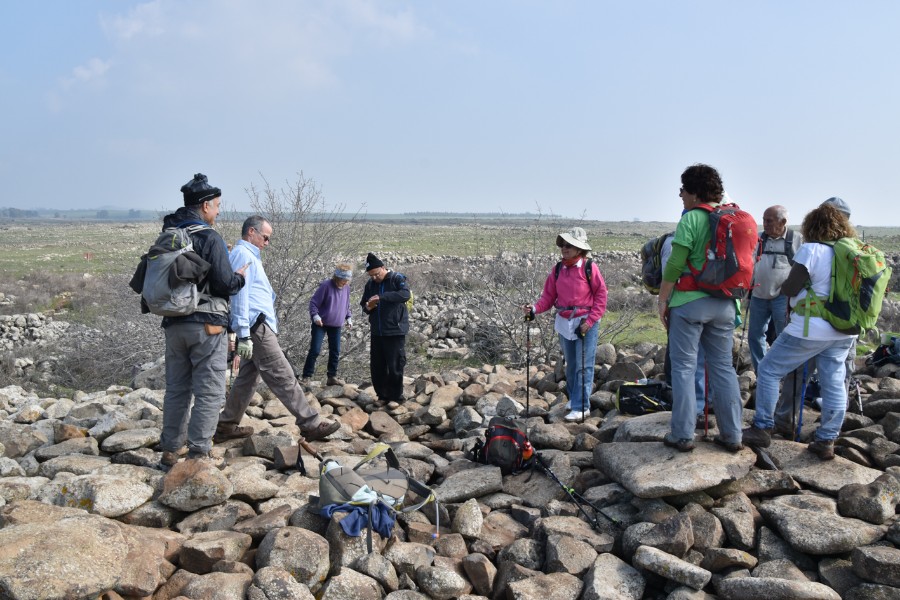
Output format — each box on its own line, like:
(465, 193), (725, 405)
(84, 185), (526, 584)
(229, 239), (278, 338)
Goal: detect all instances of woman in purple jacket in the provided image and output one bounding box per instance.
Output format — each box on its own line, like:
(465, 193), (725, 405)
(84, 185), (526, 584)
(302, 263), (353, 385)
(523, 227), (608, 421)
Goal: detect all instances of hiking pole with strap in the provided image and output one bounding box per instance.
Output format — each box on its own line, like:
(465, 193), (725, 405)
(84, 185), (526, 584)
(534, 453), (612, 533)
(735, 291), (752, 370)
(524, 308), (534, 418)
(578, 324), (587, 423)
(796, 360), (810, 441)
(788, 367), (798, 442)
(703, 365), (710, 438)
(295, 437), (325, 477)
(852, 377), (863, 414)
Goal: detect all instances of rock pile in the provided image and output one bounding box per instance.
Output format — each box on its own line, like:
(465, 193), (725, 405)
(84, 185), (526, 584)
(0, 343), (899, 600)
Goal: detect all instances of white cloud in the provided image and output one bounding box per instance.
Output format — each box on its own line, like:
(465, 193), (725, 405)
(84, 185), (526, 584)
(59, 58), (112, 91)
(100, 1), (165, 41)
(340, 0), (431, 45)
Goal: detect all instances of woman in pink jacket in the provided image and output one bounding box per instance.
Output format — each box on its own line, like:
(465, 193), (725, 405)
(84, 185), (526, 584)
(524, 227), (608, 421)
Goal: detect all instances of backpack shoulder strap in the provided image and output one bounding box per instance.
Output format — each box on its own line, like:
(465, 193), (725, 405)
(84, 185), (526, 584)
(785, 229), (795, 264)
(554, 261), (562, 280)
(584, 258), (593, 289)
(757, 232), (769, 259)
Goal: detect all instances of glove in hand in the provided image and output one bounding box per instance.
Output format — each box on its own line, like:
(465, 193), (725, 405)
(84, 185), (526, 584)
(313, 315), (323, 326)
(237, 339), (253, 360)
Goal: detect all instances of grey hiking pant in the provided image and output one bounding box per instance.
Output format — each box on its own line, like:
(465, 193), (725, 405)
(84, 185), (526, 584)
(161, 321), (227, 455)
(219, 323), (321, 431)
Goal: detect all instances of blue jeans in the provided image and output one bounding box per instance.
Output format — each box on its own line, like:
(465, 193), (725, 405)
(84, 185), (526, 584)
(559, 320), (599, 412)
(665, 342), (708, 416)
(668, 297), (743, 443)
(302, 324), (342, 378)
(748, 295), (788, 372)
(754, 333), (853, 441)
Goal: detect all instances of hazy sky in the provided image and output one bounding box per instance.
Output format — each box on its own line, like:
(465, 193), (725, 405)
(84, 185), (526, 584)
(2, 1), (898, 225)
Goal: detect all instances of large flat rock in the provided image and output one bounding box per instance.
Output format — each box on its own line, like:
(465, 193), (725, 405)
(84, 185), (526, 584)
(594, 442), (755, 499)
(764, 440), (882, 494)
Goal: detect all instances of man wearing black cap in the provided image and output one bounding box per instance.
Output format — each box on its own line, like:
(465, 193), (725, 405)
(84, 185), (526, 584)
(360, 253), (411, 404)
(158, 173), (248, 466)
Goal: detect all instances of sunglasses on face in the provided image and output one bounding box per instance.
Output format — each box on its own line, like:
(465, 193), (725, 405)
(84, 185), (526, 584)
(559, 243), (575, 250)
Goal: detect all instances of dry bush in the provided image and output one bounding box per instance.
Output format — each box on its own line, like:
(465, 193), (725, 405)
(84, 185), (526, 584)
(0, 272), (98, 316)
(45, 274), (165, 392)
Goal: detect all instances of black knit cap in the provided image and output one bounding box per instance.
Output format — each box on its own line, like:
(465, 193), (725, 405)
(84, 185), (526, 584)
(181, 173), (222, 206)
(365, 252), (384, 271)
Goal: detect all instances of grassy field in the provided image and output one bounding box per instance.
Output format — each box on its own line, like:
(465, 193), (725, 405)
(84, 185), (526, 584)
(0, 217), (720, 279)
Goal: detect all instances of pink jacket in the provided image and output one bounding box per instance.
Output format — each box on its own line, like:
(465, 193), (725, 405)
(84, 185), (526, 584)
(533, 259), (608, 328)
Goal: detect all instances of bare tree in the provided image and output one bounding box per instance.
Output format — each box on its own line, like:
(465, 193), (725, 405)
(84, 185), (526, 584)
(222, 172), (367, 367)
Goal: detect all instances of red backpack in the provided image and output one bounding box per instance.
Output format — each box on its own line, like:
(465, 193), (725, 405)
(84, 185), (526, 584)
(675, 203), (759, 299)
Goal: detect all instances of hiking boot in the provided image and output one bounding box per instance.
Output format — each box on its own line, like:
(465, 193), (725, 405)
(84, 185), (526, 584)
(326, 376), (344, 386)
(186, 450), (210, 461)
(663, 433), (695, 452)
(564, 410), (588, 422)
(741, 426), (772, 448)
(773, 422), (795, 439)
(213, 424), (254, 444)
(808, 439), (835, 460)
(160, 451), (180, 467)
(713, 436), (744, 453)
(302, 420), (341, 441)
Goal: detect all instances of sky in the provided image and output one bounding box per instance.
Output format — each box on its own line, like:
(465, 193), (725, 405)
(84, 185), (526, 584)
(1, 1), (899, 226)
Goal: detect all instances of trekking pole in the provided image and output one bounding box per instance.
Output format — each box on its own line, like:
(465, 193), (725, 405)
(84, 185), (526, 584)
(534, 453), (610, 532)
(579, 324), (587, 423)
(524, 308), (534, 418)
(796, 360), (809, 441)
(295, 437), (326, 477)
(703, 365), (710, 438)
(735, 291), (752, 370)
(788, 367), (797, 441)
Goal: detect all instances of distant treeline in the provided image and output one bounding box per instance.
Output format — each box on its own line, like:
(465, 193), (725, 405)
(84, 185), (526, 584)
(0, 207), (155, 221)
(0, 207), (564, 224)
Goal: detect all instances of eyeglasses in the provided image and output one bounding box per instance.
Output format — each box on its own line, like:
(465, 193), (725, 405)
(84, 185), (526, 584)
(559, 243), (575, 250)
(679, 187), (685, 194)
(261, 234), (270, 242)
(252, 227), (270, 242)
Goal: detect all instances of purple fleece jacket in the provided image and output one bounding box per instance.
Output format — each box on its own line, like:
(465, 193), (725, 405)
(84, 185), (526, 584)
(309, 278), (352, 327)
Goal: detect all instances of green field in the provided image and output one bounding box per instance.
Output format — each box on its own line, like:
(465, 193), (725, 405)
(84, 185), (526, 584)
(1, 216), (897, 279)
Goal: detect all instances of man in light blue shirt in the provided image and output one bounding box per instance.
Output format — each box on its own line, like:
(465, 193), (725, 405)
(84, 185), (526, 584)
(215, 215), (340, 443)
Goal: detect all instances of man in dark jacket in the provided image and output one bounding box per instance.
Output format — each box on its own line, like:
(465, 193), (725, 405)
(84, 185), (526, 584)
(360, 253), (411, 403)
(158, 173), (247, 465)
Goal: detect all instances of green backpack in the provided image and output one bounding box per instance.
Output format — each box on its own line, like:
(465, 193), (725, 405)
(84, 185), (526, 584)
(795, 238), (892, 335)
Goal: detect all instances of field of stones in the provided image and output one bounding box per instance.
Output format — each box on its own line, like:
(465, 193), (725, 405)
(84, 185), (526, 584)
(0, 217), (899, 599)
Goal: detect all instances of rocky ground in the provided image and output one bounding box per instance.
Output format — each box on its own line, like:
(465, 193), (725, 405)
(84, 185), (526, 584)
(0, 338), (899, 600)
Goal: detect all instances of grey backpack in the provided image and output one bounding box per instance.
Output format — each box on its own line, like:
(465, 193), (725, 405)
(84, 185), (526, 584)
(141, 224), (208, 316)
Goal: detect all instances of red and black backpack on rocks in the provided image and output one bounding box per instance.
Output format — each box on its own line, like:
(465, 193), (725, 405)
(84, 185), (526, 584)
(472, 416), (535, 475)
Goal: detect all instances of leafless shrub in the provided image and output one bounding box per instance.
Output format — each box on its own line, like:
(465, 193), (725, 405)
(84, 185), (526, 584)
(47, 275), (165, 392)
(219, 172), (369, 374)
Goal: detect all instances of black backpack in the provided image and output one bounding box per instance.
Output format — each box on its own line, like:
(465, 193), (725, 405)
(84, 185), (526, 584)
(616, 381), (673, 415)
(757, 229), (796, 265)
(640, 233), (674, 295)
(472, 416), (535, 475)
(554, 258), (595, 289)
